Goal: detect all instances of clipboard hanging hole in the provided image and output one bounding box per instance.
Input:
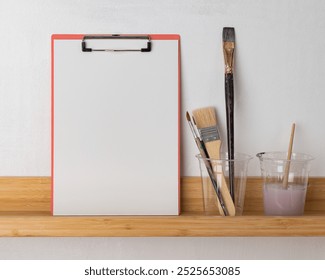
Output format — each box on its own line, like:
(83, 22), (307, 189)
(81, 35), (151, 53)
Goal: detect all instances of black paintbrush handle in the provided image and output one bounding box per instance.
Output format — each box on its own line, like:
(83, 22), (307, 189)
(225, 73), (235, 202)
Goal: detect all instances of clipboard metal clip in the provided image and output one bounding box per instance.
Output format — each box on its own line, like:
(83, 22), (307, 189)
(81, 34), (152, 53)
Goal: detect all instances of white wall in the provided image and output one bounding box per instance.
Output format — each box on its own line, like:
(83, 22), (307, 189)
(0, 0), (325, 259)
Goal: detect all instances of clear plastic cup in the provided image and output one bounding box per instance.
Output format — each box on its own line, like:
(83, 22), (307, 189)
(257, 152), (314, 216)
(196, 153), (252, 216)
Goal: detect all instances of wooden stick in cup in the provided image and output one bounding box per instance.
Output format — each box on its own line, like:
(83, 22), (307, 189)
(283, 123), (296, 188)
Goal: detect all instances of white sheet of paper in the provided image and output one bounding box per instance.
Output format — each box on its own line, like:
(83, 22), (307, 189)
(52, 36), (179, 215)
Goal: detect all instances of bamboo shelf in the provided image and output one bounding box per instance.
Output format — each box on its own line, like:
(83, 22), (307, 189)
(0, 176), (325, 237)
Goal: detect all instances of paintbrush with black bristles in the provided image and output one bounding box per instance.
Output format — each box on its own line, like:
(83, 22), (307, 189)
(223, 27), (235, 202)
(186, 111), (228, 216)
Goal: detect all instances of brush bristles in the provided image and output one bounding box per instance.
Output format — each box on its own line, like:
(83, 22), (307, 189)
(223, 27), (235, 42)
(192, 107), (217, 129)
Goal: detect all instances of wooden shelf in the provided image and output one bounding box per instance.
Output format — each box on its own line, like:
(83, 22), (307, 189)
(0, 177), (325, 237)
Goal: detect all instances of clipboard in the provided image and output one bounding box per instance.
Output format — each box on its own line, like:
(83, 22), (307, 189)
(51, 34), (180, 215)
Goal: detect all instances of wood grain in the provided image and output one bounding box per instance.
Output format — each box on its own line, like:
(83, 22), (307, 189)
(0, 177), (50, 212)
(0, 176), (324, 236)
(0, 215), (325, 237)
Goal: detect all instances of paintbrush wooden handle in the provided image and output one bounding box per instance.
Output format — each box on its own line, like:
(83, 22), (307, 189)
(283, 123), (296, 188)
(205, 141), (236, 216)
(225, 73), (235, 201)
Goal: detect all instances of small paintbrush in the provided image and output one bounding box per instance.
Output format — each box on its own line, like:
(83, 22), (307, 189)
(192, 107), (236, 216)
(223, 27), (236, 202)
(186, 111), (228, 216)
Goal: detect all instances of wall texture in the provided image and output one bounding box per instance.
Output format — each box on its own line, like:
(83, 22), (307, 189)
(0, 0), (325, 259)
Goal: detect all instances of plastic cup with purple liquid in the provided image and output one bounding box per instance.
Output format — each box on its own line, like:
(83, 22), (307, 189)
(257, 152), (313, 216)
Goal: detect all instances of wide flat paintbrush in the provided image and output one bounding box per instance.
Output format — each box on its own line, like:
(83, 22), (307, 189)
(223, 27), (235, 202)
(186, 112), (228, 216)
(192, 107), (236, 216)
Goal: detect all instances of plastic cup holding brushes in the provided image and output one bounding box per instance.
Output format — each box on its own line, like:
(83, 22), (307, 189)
(257, 124), (314, 216)
(196, 153), (252, 216)
(187, 108), (252, 216)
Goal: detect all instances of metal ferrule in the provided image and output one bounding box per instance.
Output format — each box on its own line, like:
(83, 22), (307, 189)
(199, 125), (220, 143)
(223, 42), (235, 74)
